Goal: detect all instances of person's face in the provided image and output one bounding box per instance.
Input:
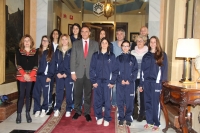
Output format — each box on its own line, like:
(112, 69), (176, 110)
(136, 38), (145, 49)
(150, 38), (157, 51)
(24, 37), (31, 48)
(100, 30), (106, 40)
(61, 36), (69, 47)
(122, 42), (130, 53)
(81, 27), (90, 40)
(42, 37), (49, 48)
(140, 27), (148, 36)
(101, 39), (109, 50)
(53, 31), (59, 39)
(116, 31), (125, 41)
(73, 25), (79, 35)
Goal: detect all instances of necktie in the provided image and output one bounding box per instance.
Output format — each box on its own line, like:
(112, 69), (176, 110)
(84, 41), (88, 58)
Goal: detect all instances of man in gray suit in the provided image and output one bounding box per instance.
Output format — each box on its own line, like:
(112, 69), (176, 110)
(70, 26), (99, 122)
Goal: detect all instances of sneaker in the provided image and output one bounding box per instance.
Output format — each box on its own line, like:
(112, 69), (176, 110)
(119, 120), (124, 126)
(40, 109), (46, 117)
(54, 110), (60, 117)
(126, 121), (131, 126)
(97, 118), (103, 125)
(103, 120), (109, 126)
(65, 111), (71, 117)
(34, 111), (40, 117)
(144, 124), (154, 129)
(152, 126), (159, 131)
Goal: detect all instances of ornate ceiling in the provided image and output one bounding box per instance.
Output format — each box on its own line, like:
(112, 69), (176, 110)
(61, 0), (148, 15)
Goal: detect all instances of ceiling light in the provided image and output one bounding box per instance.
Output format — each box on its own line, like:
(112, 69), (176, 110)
(104, 0), (114, 19)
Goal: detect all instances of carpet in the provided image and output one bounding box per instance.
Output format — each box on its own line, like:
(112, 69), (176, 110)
(35, 101), (130, 133)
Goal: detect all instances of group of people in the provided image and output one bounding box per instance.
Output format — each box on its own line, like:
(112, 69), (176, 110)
(15, 24), (168, 131)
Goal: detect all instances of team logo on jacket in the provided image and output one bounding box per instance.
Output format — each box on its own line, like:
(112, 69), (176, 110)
(108, 59), (111, 63)
(129, 61), (133, 66)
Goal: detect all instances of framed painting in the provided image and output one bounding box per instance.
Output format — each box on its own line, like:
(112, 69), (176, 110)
(57, 16), (61, 30)
(130, 32), (139, 42)
(68, 24), (73, 35)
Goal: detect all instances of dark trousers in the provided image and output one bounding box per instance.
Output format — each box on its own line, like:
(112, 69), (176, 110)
(49, 76), (55, 107)
(117, 82), (134, 122)
(135, 79), (145, 116)
(33, 75), (50, 112)
(74, 73), (92, 115)
(93, 80), (111, 122)
(144, 81), (161, 126)
(54, 77), (74, 112)
(17, 81), (33, 113)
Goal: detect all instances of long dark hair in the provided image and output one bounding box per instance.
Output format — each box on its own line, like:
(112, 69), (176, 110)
(149, 36), (164, 66)
(99, 37), (110, 53)
(50, 29), (62, 44)
(38, 35), (53, 62)
(70, 23), (81, 39)
(99, 29), (106, 42)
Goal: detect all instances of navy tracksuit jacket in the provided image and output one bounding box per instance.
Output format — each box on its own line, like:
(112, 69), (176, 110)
(90, 51), (117, 122)
(140, 51), (168, 126)
(116, 53), (138, 122)
(33, 50), (55, 112)
(54, 48), (74, 112)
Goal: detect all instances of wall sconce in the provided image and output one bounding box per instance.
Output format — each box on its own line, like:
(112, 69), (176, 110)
(176, 38), (200, 83)
(104, 0), (114, 19)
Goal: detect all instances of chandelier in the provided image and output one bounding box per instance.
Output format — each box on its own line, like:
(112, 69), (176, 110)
(104, 0), (114, 19)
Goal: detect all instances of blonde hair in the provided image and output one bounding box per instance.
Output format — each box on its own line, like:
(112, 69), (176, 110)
(58, 34), (72, 50)
(135, 35), (147, 43)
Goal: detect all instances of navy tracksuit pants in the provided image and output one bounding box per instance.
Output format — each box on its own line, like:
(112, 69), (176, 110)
(54, 77), (74, 112)
(117, 82), (134, 122)
(144, 81), (161, 126)
(33, 75), (50, 112)
(93, 80), (111, 122)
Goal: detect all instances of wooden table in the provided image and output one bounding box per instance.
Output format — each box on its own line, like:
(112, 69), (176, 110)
(161, 81), (200, 133)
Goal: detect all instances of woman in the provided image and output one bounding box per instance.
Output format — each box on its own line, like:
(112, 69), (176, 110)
(70, 23), (81, 43)
(90, 37), (117, 126)
(131, 35), (148, 122)
(49, 29), (62, 110)
(116, 40), (138, 126)
(15, 34), (38, 123)
(139, 36), (168, 131)
(33, 35), (55, 118)
(99, 29), (113, 53)
(54, 34), (74, 117)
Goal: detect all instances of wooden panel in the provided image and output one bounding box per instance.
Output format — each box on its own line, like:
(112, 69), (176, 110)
(0, 0), (6, 84)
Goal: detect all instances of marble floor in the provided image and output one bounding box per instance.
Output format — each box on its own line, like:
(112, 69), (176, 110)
(0, 105), (176, 133)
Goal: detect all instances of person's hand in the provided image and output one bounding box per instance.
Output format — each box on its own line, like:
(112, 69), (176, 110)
(125, 80), (130, 85)
(93, 83), (98, 88)
(138, 87), (143, 92)
(46, 78), (51, 82)
(121, 80), (126, 85)
(57, 73), (63, 79)
(24, 74), (30, 81)
(108, 84), (114, 89)
(71, 74), (77, 81)
(63, 74), (67, 78)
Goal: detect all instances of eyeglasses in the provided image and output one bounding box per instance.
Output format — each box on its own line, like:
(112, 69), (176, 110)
(42, 40), (49, 42)
(122, 45), (130, 48)
(137, 40), (144, 43)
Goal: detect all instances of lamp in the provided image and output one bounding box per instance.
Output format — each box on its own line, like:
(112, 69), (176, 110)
(176, 38), (200, 83)
(104, 0), (114, 19)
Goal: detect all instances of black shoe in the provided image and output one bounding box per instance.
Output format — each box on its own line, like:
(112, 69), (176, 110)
(72, 113), (81, 120)
(126, 121), (131, 126)
(119, 120), (124, 126)
(85, 114), (92, 122)
(137, 115), (145, 122)
(16, 113), (21, 124)
(46, 107), (54, 115)
(26, 112), (32, 123)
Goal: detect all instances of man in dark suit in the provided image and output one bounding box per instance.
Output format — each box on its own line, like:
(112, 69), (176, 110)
(70, 26), (99, 122)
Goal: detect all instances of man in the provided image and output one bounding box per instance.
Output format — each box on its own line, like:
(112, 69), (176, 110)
(130, 26), (149, 50)
(70, 26), (99, 122)
(111, 28), (125, 108)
